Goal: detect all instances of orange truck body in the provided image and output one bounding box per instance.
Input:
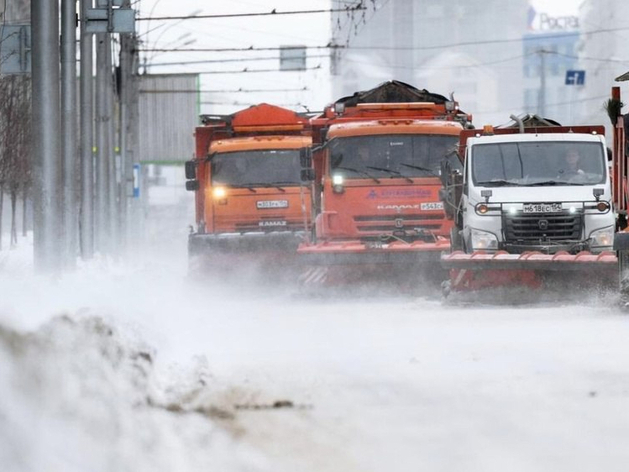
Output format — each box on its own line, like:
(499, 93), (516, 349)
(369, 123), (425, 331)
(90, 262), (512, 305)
(184, 103), (312, 276)
(298, 81), (473, 288)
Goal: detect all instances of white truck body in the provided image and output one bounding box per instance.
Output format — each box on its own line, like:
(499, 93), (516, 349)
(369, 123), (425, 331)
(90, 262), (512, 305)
(460, 131), (615, 254)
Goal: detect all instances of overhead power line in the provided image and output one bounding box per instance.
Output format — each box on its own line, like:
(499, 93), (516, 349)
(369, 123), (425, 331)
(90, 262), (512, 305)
(196, 65), (322, 75)
(138, 45), (342, 53)
(200, 101), (315, 110)
(149, 55), (329, 67)
(138, 6), (366, 21)
(139, 87), (309, 94)
(343, 26), (629, 52)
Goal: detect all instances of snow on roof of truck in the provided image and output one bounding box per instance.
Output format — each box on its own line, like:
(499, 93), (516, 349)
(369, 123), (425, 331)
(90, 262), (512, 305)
(327, 119), (464, 138)
(209, 135), (311, 154)
(467, 132), (605, 145)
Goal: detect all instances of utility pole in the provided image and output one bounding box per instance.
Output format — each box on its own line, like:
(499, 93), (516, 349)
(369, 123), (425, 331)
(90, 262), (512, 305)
(31, 0), (63, 272)
(119, 5), (135, 251)
(95, 33), (111, 254)
(539, 48), (547, 117)
(80, 0), (95, 259)
(393, 0), (414, 85)
(61, 0), (78, 267)
(106, 39), (118, 254)
(84, 1), (135, 256)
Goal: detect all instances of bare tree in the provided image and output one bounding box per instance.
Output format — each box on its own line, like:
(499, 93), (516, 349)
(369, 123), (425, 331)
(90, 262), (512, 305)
(0, 74), (33, 250)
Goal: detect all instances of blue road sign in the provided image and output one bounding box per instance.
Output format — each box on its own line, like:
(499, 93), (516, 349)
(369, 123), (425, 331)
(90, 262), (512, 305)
(133, 164), (140, 198)
(566, 70), (585, 85)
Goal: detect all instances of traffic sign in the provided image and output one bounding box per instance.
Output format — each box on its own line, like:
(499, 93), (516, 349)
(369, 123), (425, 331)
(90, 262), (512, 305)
(86, 8), (135, 34)
(0, 25), (31, 74)
(566, 70), (585, 85)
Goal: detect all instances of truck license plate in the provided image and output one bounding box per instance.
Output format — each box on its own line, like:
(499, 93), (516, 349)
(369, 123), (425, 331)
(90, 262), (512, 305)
(420, 202), (444, 210)
(522, 203), (563, 213)
(256, 200), (288, 209)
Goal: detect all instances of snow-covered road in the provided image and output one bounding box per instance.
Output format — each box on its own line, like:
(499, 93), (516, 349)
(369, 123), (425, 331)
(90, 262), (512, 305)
(1, 242), (629, 472)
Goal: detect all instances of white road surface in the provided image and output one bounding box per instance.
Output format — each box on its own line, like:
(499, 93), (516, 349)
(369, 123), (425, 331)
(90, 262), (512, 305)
(1, 239), (628, 472)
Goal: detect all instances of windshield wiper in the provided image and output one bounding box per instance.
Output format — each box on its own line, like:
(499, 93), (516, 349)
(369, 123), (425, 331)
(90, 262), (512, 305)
(365, 166), (413, 183)
(399, 162), (439, 177)
(229, 184), (258, 193)
(528, 180), (586, 187)
(476, 179), (521, 187)
(334, 166), (381, 183)
(242, 182), (288, 192)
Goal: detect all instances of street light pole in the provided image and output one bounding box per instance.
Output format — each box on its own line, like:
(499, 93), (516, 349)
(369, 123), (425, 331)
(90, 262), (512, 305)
(539, 48), (547, 117)
(31, 0), (63, 272)
(61, 0), (78, 267)
(80, 0), (95, 259)
(95, 33), (111, 254)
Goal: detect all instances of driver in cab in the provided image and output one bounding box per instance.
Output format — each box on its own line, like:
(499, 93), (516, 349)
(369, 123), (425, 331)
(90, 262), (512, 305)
(558, 149), (585, 178)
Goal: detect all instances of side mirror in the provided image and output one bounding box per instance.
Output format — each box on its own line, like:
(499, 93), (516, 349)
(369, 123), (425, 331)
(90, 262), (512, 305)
(300, 168), (315, 182)
(185, 180), (200, 191)
(299, 147), (312, 168)
(185, 160), (197, 180)
(440, 160), (452, 188)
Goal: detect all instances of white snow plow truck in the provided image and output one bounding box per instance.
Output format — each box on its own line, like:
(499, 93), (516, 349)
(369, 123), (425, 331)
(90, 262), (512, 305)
(439, 114), (617, 294)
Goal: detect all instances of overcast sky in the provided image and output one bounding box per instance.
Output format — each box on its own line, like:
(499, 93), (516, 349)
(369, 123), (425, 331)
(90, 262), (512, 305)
(133, 0), (581, 115)
(134, 0), (333, 115)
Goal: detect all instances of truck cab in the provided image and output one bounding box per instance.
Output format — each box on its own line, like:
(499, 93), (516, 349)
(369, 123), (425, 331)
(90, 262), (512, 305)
(184, 103), (312, 277)
(316, 119), (464, 244)
(455, 124), (614, 255)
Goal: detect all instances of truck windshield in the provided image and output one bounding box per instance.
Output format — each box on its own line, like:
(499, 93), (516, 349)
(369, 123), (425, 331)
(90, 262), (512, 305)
(472, 141), (606, 186)
(329, 134), (460, 179)
(211, 149), (302, 186)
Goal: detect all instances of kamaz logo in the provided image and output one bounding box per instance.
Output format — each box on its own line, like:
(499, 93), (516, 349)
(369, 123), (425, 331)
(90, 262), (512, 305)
(538, 219), (549, 230)
(259, 220), (287, 227)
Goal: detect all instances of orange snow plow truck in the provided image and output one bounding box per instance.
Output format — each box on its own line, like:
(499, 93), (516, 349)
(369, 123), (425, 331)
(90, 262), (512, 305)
(439, 113), (618, 296)
(184, 103), (312, 278)
(298, 80), (473, 289)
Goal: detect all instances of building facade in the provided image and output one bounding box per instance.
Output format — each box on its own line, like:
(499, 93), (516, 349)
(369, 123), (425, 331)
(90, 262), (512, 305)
(329, 0), (629, 131)
(331, 0), (529, 126)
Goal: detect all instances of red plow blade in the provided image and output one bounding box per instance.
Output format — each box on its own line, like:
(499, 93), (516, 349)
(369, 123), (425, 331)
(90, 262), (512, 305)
(441, 250), (618, 294)
(296, 238), (450, 293)
(441, 250), (617, 271)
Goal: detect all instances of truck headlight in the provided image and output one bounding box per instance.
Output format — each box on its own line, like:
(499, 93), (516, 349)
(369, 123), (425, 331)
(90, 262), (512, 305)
(589, 226), (614, 248)
(470, 228), (498, 251)
(332, 174), (344, 193)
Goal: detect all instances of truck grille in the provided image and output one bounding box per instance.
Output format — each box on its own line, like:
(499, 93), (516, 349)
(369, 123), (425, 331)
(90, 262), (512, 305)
(503, 210), (583, 242)
(233, 221), (304, 232)
(353, 214), (443, 234)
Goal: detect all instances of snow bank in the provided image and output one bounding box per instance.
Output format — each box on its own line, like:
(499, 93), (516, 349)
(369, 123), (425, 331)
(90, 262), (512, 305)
(0, 314), (268, 472)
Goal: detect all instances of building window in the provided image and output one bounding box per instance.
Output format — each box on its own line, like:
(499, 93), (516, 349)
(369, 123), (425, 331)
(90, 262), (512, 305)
(280, 46), (306, 71)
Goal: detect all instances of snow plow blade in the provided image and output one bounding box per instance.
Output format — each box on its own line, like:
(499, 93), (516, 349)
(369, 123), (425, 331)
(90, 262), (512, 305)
(441, 250), (617, 271)
(297, 238), (450, 293)
(441, 250), (618, 295)
(188, 231), (306, 282)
